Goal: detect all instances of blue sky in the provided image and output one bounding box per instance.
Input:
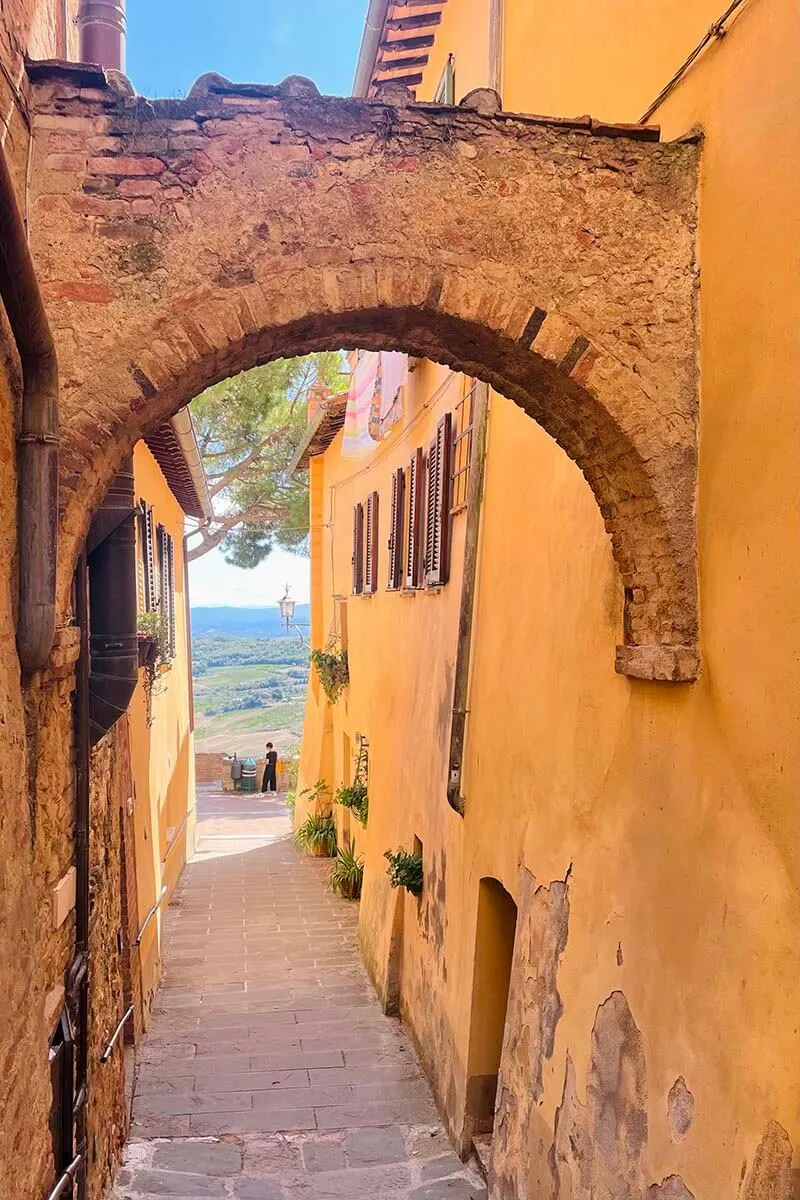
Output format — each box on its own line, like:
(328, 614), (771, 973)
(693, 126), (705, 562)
(127, 0), (367, 99)
(128, 1), (366, 606)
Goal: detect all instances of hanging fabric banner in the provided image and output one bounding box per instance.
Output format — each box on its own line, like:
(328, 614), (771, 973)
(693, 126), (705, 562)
(378, 351), (407, 435)
(342, 351), (379, 458)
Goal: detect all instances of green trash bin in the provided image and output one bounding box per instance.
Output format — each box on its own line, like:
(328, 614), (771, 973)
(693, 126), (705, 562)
(241, 756), (257, 792)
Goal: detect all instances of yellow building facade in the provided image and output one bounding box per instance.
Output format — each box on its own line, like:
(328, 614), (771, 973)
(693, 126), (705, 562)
(296, 2), (800, 1196)
(127, 420), (210, 1024)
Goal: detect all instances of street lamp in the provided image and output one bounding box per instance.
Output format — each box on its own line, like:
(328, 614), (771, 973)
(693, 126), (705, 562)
(277, 584), (306, 644)
(278, 584), (296, 628)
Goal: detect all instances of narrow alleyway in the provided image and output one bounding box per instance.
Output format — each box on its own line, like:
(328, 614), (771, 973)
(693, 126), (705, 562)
(112, 787), (486, 1199)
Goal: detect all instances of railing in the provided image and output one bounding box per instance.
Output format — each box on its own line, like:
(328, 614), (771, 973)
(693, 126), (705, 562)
(99, 1004), (134, 1064)
(135, 884), (167, 946)
(161, 810), (191, 865)
(45, 1154), (82, 1200)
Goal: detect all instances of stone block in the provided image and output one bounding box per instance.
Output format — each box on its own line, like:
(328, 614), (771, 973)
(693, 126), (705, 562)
(52, 866), (76, 929)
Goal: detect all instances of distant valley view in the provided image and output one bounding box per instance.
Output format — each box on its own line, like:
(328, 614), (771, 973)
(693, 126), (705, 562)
(191, 606), (310, 759)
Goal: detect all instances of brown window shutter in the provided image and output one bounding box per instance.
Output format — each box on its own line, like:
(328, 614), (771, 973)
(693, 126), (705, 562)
(405, 448), (424, 589)
(388, 467), (405, 590)
(158, 525), (172, 650)
(365, 491), (379, 594)
(352, 502), (364, 594)
(143, 504), (157, 612)
(166, 533), (176, 657)
(427, 412), (454, 586)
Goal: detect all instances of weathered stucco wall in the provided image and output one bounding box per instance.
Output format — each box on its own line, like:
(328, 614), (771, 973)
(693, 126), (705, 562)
(127, 441), (196, 1025)
(291, 3), (800, 1198)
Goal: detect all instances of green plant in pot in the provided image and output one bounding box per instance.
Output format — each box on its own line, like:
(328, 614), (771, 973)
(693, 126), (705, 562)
(329, 845), (364, 900)
(384, 847), (424, 896)
(137, 610), (170, 727)
(334, 780), (368, 826)
(299, 778), (331, 810)
(310, 646), (349, 703)
(294, 813), (337, 857)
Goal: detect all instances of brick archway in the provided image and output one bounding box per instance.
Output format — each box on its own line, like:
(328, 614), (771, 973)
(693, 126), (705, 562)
(28, 64), (700, 680)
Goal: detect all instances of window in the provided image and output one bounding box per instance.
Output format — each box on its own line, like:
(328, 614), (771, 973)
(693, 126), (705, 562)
(405, 447), (425, 589)
(157, 525), (176, 658)
(137, 503), (176, 661)
(452, 379), (478, 512)
(138, 502), (158, 613)
(352, 502), (365, 595)
(388, 467), (405, 590)
(425, 412), (454, 586)
(364, 491), (379, 595)
(435, 54), (456, 105)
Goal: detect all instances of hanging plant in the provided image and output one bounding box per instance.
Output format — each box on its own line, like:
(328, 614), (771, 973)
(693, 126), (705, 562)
(294, 813), (337, 857)
(328, 845), (364, 900)
(384, 847), (424, 896)
(137, 611), (169, 727)
(311, 646), (349, 704)
(334, 780), (369, 826)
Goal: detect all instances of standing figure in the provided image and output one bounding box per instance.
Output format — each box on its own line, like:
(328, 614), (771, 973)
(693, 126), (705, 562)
(262, 742), (278, 792)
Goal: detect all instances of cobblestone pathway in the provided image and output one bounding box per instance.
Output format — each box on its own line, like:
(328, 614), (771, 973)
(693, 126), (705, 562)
(112, 789), (486, 1199)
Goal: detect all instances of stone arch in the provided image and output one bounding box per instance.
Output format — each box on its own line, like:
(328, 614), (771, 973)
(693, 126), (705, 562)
(27, 63), (700, 680)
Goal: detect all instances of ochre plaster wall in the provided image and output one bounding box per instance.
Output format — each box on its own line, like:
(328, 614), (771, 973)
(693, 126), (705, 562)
(127, 441), (196, 1024)
(296, 3), (800, 1196)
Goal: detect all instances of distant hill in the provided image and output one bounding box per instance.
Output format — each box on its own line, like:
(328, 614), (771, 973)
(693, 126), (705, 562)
(190, 605), (311, 639)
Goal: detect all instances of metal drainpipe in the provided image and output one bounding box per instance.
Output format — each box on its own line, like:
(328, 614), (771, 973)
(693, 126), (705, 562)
(0, 140), (60, 675)
(78, 0), (126, 71)
(69, 548), (91, 1200)
(446, 383), (490, 814)
(353, 0), (390, 97)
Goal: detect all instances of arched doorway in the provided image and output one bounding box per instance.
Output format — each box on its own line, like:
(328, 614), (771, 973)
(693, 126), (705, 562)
(464, 877), (518, 1148)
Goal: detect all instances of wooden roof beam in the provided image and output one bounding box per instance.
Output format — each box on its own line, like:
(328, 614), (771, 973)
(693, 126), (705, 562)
(375, 53), (430, 70)
(379, 34), (435, 51)
(372, 71), (424, 88)
(385, 12), (443, 31)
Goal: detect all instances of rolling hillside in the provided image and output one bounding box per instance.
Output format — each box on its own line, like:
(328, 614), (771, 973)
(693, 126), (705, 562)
(190, 608), (310, 758)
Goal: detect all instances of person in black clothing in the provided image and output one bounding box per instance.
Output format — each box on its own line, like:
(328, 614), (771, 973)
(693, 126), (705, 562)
(262, 742), (278, 792)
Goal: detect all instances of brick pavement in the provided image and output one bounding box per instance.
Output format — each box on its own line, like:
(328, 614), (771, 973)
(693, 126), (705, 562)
(111, 789), (486, 1198)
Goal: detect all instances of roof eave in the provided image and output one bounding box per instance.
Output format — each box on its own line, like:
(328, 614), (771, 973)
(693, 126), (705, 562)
(353, 0), (391, 97)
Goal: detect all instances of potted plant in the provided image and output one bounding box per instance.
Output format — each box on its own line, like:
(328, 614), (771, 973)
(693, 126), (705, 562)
(310, 644), (349, 703)
(384, 847), (424, 896)
(294, 812), (337, 857)
(334, 779), (369, 826)
(137, 611), (170, 726)
(328, 845), (364, 900)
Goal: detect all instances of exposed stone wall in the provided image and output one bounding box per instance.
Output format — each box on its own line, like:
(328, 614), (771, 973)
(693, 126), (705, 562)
(86, 723), (132, 1199)
(26, 62), (700, 679)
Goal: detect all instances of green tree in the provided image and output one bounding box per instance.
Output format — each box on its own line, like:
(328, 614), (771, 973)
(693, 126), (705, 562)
(188, 353), (345, 565)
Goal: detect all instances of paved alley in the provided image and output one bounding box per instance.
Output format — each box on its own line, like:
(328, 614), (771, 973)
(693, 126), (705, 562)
(112, 788), (486, 1199)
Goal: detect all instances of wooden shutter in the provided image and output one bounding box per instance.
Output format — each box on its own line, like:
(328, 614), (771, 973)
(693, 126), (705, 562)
(405, 448), (424, 589)
(388, 467), (405, 590)
(166, 533), (176, 657)
(426, 412), (454, 586)
(142, 503), (157, 612)
(352, 503), (364, 594)
(158, 525), (174, 657)
(365, 491), (379, 594)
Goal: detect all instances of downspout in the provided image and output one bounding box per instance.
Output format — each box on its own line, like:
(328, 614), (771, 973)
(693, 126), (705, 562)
(0, 140), (59, 675)
(86, 457), (139, 746)
(77, 0), (126, 71)
(488, 0), (505, 95)
(447, 383), (490, 814)
(353, 0), (390, 97)
(68, 549), (91, 1200)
